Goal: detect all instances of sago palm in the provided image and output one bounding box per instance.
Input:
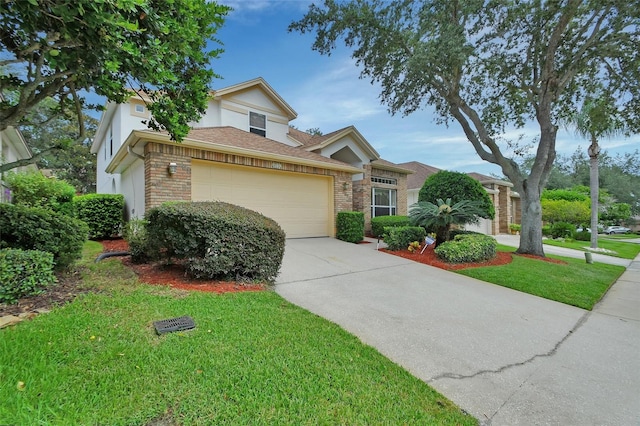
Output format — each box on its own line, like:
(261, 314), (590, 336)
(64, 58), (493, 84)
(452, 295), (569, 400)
(409, 198), (485, 245)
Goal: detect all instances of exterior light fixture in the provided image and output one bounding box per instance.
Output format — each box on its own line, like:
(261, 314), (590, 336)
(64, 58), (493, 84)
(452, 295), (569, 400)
(343, 182), (349, 190)
(168, 162), (177, 175)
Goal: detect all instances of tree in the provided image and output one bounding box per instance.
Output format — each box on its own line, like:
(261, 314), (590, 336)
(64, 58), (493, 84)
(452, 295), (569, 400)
(1, 0), (230, 148)
(418, 170), (494, 220)
(5, 98), (98, 192)
(409, 198), (485, 245)
(565, 94), (628, 248)
(290, 0), (640, 256)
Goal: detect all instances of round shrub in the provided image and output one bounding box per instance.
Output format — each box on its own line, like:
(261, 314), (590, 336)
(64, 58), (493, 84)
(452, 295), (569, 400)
(74, 193), (125, 239)
(434, 234), (497, 263)
(4, 171), (76, 214)
(384, 226), (426, 251)
(550, 222), (575, 239)
(0, 203), (89, 269)
(0, 248), (57, 304)
(336, 211), (364, 243)
(573, 230), (591, 241)
(371, 215), (410, 238)
(145, 201), (286, 282)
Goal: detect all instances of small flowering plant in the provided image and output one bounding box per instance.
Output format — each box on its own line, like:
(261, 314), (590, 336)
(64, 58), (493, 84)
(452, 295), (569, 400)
(407, 241), (421, 252)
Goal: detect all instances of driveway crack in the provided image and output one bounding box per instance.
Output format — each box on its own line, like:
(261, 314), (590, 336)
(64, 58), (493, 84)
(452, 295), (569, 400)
(428, 310), (591, 383)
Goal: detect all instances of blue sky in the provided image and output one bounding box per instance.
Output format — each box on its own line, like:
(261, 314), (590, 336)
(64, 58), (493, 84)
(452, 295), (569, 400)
(210, 1), (638, 176)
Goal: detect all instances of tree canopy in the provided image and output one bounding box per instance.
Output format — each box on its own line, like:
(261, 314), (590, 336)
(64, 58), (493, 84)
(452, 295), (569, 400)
(291, 0), (640, 256)
(0, 0), (230, 143)
(418, 170), (495, 220)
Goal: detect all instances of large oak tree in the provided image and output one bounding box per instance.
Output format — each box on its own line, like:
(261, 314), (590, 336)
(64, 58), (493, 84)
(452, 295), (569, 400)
(290, 0), (640, 256)
(1, 0), (230, 172)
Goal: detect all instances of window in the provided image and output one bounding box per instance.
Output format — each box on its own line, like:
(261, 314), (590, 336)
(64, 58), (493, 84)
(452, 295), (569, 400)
(249, 112), (266, 137)
(371, 176), (397, 185)
(135, 104), (145, 114)
(371, 188), (397, 217)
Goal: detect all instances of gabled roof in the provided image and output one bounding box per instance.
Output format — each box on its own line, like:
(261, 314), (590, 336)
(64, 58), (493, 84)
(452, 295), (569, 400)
(467, 172), (513, 187)
(370, 159), (414, 175)
(107, 127), (362, 175)
(397, 161), (442, 190)
(213, 77), (297, 121)
(290, 125), (380, 161)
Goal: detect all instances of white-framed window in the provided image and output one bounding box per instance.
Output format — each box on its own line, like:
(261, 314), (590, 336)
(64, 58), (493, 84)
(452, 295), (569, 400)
(249, 112), (266, 137)
(371, 176), (397, 185)
(130, 101), (149, 118)
(372, 188), (397, 217)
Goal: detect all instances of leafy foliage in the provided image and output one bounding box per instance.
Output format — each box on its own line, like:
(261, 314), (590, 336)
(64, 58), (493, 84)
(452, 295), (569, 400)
(370, 215), (410, 238)
(0, 0), (230, 142)
(383, 226), (426, 251)
(418, 171), (494, 219)
(541, 189), (589, 202)
(541, 198), (590, 225)
(0, 203), (88, 269)
(550, 222), (575, 239)
(145, 201), (286, 282)
(74, 194), (124, 240)
(434, 234), (497, 264)
(4, 171), (75, 214)
(123, 219), (149, 264)
(409, 198), (485, 245)
(0, 248), (56, 304)
(290, 0), (640, 256)
(336, 211), (364, 243)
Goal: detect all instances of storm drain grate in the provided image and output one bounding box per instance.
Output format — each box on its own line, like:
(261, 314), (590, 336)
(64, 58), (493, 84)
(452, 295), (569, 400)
(153, 316), (196, 334)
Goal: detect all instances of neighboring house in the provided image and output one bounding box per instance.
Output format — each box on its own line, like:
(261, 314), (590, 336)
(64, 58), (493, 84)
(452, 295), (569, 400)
(0, 125), (35, 202)
(91, 77), (411, 238)
(398, 161), (522, 235)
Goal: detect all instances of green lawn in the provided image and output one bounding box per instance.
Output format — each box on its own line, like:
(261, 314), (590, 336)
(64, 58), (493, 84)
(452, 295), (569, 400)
(543, 237), (640, 259)
(457, 245), (625, 309)
(0, 242), (476, 425)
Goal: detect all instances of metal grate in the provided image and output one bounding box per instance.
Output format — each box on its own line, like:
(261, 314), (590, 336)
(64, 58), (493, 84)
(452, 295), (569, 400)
(153, 316), (196, 334)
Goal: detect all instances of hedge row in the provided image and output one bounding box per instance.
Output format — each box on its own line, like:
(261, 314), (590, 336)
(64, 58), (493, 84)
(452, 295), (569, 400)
(384, 226), (427, 251)
(371, 215), (410, 238)
(144, 201), (286, 282)
(336, 211), (364, 243)
(74, 194), (124, 240)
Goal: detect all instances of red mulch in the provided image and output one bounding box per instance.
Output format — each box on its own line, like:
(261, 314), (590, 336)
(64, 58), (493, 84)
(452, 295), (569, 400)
(381, 246), (566, 270)
(101, 239), (266, 294)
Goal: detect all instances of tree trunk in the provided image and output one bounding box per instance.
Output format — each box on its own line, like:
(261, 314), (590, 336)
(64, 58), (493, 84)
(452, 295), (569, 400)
(588, 139), (600, 249)
(516, 184), (545, 256)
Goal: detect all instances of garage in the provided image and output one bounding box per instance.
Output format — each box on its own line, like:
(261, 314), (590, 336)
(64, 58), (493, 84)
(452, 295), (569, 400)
(191, 160), (334, 238)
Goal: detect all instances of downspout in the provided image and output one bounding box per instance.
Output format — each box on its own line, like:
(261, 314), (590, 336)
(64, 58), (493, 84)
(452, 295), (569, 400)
(127, 146), (145, 161)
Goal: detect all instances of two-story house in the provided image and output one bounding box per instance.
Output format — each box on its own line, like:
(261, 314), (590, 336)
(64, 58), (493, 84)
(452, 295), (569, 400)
(91, 77), (412, 238)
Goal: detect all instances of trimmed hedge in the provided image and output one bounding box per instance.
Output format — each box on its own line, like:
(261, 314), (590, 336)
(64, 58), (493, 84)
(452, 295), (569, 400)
(74, 193), (125, 239)
(550, 222), (574, 239)
(384, 226), (426, 251)
(574, 230), (591, 241)
(0, 248), (57, 304)
(336, 211), (364, 243)
(435, 234), (497, 263)
(0, 203), (88, 269)
(145, 201), (286, 282)
(371, 215), (410, 238)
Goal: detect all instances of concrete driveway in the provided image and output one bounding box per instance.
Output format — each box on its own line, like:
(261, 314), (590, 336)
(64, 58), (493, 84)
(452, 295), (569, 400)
(276, 237), (640, 425)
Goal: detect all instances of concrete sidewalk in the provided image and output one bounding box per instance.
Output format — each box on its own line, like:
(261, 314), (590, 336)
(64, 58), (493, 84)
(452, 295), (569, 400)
(276, 237), (640, 425)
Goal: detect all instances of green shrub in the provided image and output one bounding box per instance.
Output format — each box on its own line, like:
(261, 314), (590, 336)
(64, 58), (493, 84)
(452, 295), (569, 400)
(449, 229), (482, 239)
(542, 225), (552, 237)
(336, 211), (364, 243)
(145, 201), (286, 282)
(0, 203), (88, 269)
(434, 234), (497, 263)
(0, 249), (57, 304)
(124, 219), (148, 263)
(384, 226), (426, 251)
(4, 171), (76, 214)
(74, 193), (125, 239)
(371, 215), (410, 238)
(574, 230), (592, 241)
(550, 222), (575, 239)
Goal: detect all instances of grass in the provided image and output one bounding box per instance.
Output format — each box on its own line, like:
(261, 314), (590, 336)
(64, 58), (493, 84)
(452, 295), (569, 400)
(457, 244), (625, 310)
(543, 237), (640, 259)
(0, 242), (476, 425)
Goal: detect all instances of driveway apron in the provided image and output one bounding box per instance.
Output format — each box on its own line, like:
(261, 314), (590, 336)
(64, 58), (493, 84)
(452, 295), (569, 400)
(275, 237), (640, 425)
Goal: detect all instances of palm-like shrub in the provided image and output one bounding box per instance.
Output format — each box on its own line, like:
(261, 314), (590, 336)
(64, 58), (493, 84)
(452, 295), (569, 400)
(409, 198), (485, 245)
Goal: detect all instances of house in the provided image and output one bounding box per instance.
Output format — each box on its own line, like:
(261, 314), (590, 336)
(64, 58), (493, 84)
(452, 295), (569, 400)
(398, 161), (522, 235)
(91, 77), (412, 238)
(0, 125), (35, 202)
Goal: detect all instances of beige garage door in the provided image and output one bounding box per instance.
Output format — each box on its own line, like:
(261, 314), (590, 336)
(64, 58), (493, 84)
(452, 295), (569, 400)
(191, 160), (334, 238)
